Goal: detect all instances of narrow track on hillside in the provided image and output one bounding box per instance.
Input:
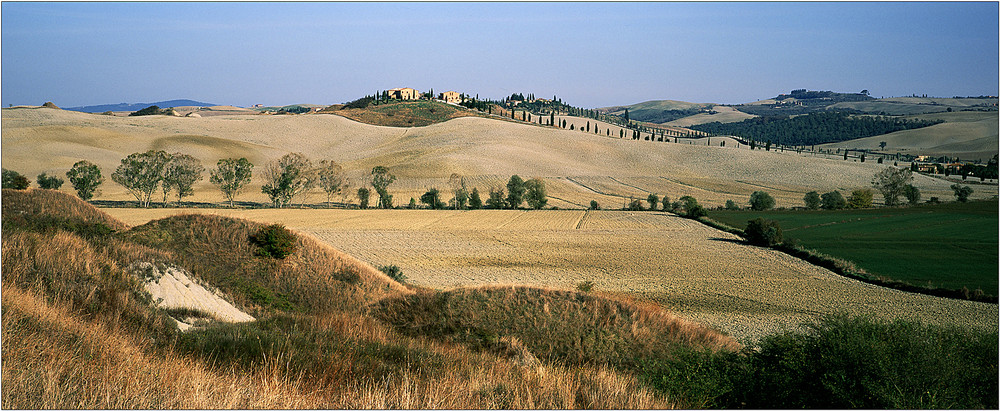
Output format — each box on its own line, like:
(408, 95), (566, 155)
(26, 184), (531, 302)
(734, 180), (802, 193)
(565, 177), (628, 199)
(607, 176), (651, 194)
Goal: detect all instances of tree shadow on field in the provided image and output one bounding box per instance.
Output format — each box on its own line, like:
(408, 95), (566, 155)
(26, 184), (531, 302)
(707, 237), (748, 245)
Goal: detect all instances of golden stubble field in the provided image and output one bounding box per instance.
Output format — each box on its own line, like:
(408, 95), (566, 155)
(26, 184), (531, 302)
(4, 107), (994, 210)
(104, 208), (999, 342)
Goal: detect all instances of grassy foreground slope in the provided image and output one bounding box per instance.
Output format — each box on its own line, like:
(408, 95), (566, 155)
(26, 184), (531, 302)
(709, 200), (999, 294)
(7, 188), (753, 408)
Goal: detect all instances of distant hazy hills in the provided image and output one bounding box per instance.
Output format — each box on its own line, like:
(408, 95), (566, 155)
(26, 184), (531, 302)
(600, 90), (998, 125)
(66, 99), (217, 113)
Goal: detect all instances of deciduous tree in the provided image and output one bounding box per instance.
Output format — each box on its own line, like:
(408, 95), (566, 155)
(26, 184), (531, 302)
(871, 167), (912, 206)
(261, 153), (315, 208)
(66, 160), (103, 200)
(505, 175), (526, 209)
(162, 153), (204, 203)
(112, 150), (170, 207)
(317, 160), (345, 206)
(370, 165), (396, 209)
(524, 178), (547, 209)
(210, 158), (253, 207)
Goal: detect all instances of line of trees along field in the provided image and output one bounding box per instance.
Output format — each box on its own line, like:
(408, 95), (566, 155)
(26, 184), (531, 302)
(1, 151), (551, 210)
(688, 111), (944, 146)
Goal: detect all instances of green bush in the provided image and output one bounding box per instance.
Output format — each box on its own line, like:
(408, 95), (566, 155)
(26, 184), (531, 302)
(638, 315), (998, 409)
(951, 184), (973, 202)
(379, 265), (406, 284)
(2, 168), (30, 190)
(821, 190), (847, 210)
(575, 280), (594, 293)
(589, 200), (600, 210)
(803, 191), (821, 210)
(724, 199), (740, 211)
(749, 191), (775, 211)
(745, 218), (783, 246)
(36, 173), (64, 190)
(744, 315), (998, 409)
(249, 224), (297, 259)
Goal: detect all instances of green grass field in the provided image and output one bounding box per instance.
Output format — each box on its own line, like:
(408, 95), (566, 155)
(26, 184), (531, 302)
(709, 201), (998, 294)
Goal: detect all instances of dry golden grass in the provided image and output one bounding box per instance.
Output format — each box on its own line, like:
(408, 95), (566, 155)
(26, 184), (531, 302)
(7, 107), (992, 208)
(102, 207), (999, 342)
(2, 285), (326, 409)
(2, 189), (681, 408)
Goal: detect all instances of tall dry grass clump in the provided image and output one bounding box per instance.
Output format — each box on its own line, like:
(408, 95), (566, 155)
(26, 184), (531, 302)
(2, 188), (127, 231)
(2, 285), (326, 409)
(371, 285), (740, 368)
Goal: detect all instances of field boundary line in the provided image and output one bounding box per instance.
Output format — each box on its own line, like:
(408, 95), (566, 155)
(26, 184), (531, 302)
(575, 210), (590, 230)
(565, 177), (626, 198)
(607, 176), (651, 194)
(658, 177), (745, 196)
(733, 180), (801, 193)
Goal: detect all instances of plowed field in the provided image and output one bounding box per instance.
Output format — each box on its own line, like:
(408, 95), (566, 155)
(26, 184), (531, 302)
(105, 208), (998, 342)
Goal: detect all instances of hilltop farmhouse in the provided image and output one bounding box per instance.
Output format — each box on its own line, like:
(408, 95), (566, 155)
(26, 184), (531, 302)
(439, 91), (463, 104)
(387, 87), (421, 100)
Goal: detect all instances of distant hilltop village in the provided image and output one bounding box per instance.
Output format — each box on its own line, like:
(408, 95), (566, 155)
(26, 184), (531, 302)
(380, 87), (551, 107)
(383, 87), (463, 104)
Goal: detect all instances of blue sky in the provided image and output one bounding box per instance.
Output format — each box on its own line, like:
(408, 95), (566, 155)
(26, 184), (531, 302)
(2, 2), (997, 108)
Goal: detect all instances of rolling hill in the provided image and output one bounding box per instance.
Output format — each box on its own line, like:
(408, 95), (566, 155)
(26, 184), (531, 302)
(3, 106), (996, 208)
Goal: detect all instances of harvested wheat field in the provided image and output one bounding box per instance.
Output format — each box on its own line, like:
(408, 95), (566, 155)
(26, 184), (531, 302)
(5, 107), (993, 209)
(104, 208), (998, 342)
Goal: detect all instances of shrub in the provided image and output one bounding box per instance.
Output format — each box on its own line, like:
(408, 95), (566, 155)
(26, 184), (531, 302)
(724, 199), (740, 211)
(379, 265), (406, 284)
(821, 191), (847, 210)
(803, 191), (821, 210)
(575, 281), (594, 293)
(749, 191), (775, 211)
(2, 168), (30, 190)
(745, 218), (783, 247)
(647, 194), (659, 210)
(846, 188), (874, 209)
(902, 184), (921, 204)
(36, 173), (64, 190)
(589, 200), (600, 210)
(249, 224), (297, 259)
(743, 315), (998, 409)
(951, 184), (973, 202)
(626, 199), (643, 211)
(420, 188), (445, 209)
(686, 204), (707, 218)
